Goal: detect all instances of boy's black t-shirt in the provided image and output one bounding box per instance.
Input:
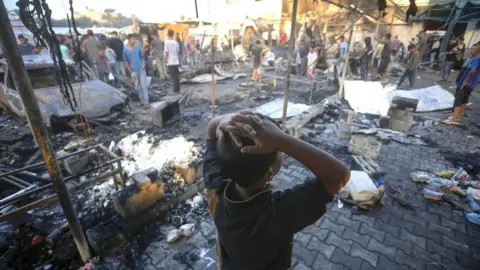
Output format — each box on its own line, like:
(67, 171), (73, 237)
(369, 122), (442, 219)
(204, 139), (333, 270)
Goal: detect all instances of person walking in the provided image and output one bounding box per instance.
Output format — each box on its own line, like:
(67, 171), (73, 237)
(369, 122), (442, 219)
(150, 33), (167, 80)
(108, 31), (126, 76)
(164, 29), (181, 93)
(430, 36), (440, 68)
(440, 38), (457, 82)
(105, 43), (118, 86)
(397, 44), (420, 89)
(186, 37), (197, 68)
(361, 37), (373, 80)
(299, 34), (310, 76)
(337, 35), (349, 79)
(123, 34), (149, 106)
(377, 33), (392, 84)
(251, 40), (263, 81)
(82, 29), (101, 69)
(443, 43), (480, 125)
(392, 35), (400, 59)
(94, 45), (110, 83)
(306, 45), (317, 80)
(416, 31), (427, 62)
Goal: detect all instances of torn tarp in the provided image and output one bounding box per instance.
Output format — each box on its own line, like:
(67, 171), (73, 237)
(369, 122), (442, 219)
(253, 98), (310, 119)
(386, 85), (454, 112)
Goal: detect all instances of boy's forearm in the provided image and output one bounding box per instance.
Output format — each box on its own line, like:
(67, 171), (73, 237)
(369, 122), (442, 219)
(276, 134), (350, 194)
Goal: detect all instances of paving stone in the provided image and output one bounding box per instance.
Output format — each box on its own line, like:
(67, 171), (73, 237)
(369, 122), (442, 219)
(388, 216), (414, 233)
(336, 214), (361, 231)
(295, 260), (313, 270)
(400, 228), (426, 249)
(402, 211), (428, 227)
(427, 205), (452, 220)
(308, 236), (336, 260)
(303, 224), (329, 241)
(456, 253), (480, 269)
(331, 247), (363, 268)
(359, 223), (385, 243)
(413, 224), (442, 245)
(350, 243), (378, 267)
(360, 260), (376, 270)
(410, 245), (441, 264)
(454, 231), (480, 248)
(312, 254), (348, 270)
(373, 219), (400, 238)
(293, 241), (317, 266)
(427, 221), (454, 238)
(343, 227), (370, 248)
(395, 249), (427, 269)
(426, 239), (456, 259)
(442, 235), (471, 254)
(325, 231), (353, 254)
(367, 238), (397, 261)
(295, 232), (313, 247)
(384, 233), (412, 253)
(378, 254), (409, 270)
(320, 217), (346, 237)
(350, 214), (376, 228)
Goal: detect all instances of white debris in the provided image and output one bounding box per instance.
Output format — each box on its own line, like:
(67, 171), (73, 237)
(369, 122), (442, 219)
(186, 194), (204, 209)
(166, 223), (195, 243)
(166, 229), (182, 243)
(117, 132), (198, 176)
(108, 141), (116, 152)
(180, 223), (195, 237)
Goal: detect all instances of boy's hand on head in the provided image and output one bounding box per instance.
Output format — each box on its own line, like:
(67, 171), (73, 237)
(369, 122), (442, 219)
(212, 114), (257, 147)
(227, 113), (285, 154)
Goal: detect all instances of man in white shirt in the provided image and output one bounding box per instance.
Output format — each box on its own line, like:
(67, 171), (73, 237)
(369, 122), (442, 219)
(430, 36), (440, 68)
(164, 29), (181, 93)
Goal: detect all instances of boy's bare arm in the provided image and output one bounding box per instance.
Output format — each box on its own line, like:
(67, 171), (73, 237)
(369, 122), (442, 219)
(228, 113), (350, 195)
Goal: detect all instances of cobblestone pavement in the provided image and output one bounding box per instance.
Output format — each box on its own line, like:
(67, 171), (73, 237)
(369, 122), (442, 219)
(107, 70), (480, 270)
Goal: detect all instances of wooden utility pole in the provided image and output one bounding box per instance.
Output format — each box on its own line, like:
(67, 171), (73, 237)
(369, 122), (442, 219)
(338, 0), (359, 97)
(281, 0), (299, 130)
(0, 0), (91, 262)
(390, 6), (396, 32)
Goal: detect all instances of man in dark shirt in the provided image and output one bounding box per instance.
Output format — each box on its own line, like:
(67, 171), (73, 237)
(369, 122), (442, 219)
(204, 112), (350, 270)
(440, 38), (457, 82)
(17, 35), (37, 56)
(377, 33), (392, 84)
(108, 31), (126, 76)
(251, 40), (263, 81)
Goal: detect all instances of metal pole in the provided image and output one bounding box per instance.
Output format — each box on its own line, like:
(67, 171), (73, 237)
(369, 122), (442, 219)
(211, 34), (216, 117)
(0, 0), (91, 262)
(439, 1), (460, 60)
(281, 0), (299, 130)
(194, 0), (199, 19)
(375, 10), (383, 37)
(338, 0), (359, 97)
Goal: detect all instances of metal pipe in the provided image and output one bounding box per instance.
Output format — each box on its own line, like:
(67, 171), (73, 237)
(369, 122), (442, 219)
(281, 0), (298, 130)
(0, 157), (123, 208)
(0, 144), (100, 179)
(1, 177), (27, 189)
(194, 0), (199, 19)
(0, 169), (120, 222)
(0, 2), (92, 259)
(338, 0), (359, 97)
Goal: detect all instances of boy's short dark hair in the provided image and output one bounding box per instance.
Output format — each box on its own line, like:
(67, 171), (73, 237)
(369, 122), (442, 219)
(216, 134), (278, 187)
(111, 31), (118, 36)
(386, 33), (392, 39)
(407, 44), (414, 50)
(256, 40), (261, 45)
(127, 34), (135, 40)
(168, 29), (174, 37)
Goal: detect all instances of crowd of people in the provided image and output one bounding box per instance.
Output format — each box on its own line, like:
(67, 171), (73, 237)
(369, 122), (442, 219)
(16, 29), (204, 107)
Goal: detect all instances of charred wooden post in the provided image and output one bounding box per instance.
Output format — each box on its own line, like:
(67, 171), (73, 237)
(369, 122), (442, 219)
(281, 0), (298, 130)
(0, 0), (91, 262)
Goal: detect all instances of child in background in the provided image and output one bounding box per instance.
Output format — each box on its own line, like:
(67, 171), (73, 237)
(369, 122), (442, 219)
(94, 44), (110, 83)
(105, 43), (117, 86)
(307, 45), (317, 79)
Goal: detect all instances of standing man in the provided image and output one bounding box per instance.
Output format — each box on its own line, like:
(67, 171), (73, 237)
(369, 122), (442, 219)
(165, 29), (181, 93)
(123, 34), (149, 106)
(397, 44), (420, 89)
(251, 40), (263, 81)
(360, 37), (373, 80)
(108, 31), (126, 76)
(150, 33), (167, 80)
(443, 43), (480, 125)
(392, 35), (400, 59)
(280, 31), (287, 45)
(430, 36), (440, 68)
(299, 34), (310, 76)
(17, 35), (38, 55)
(377, 33), (392, 84)
(105, 43), (117, 86)
(416, 31), (427, 62)
(176, 33), (184, 68)
(186, 36), (197, 68)
(82, 29), (101, 69)
(440, 38), (457, 82)
(338, 35), (349, 80)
